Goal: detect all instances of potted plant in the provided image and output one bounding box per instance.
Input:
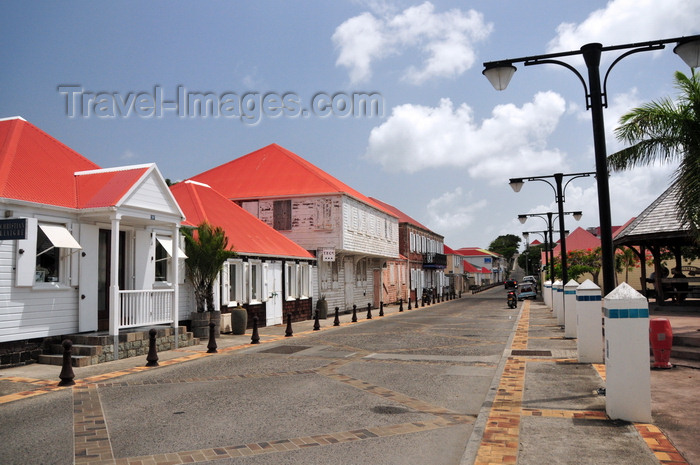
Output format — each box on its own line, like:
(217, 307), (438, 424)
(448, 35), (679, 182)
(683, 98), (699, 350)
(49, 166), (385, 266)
(183, 222), (237, 338)
(316, 294), (328, 319)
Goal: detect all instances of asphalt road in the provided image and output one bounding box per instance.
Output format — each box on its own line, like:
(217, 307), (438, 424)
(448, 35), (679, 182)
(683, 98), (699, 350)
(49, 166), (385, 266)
(0, 288), (518, 465)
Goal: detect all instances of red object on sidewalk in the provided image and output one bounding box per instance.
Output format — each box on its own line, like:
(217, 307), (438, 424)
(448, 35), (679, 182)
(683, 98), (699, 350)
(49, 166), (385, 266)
(649, 318), (673, 369)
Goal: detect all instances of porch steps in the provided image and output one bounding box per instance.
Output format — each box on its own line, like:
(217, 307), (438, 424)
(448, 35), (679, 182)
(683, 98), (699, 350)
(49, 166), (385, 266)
(38, 326), (199, 367)
(671, 332), (700, 362)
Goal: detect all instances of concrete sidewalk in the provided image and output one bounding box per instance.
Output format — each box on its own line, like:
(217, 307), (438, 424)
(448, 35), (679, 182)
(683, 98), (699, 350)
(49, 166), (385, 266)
(465, 299), (697, 465)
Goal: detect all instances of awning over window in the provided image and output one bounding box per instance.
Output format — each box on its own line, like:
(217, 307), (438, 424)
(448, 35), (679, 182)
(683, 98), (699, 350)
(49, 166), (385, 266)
(156, 236), (187, 259)
(39, 224), (82, 249)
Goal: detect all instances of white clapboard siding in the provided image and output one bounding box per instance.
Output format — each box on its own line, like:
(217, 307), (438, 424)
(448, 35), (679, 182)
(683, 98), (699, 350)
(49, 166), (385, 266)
(0, 244), (79, 342)
(121, 171), (180, 215)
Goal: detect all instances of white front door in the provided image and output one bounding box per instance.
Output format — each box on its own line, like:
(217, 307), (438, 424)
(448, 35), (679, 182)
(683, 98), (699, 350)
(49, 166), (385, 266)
(266, 262), (283, 325)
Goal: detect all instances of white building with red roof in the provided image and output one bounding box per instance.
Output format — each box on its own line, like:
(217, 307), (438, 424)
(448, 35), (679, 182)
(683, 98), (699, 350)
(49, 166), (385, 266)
(189, 144), (400, 312)
(454, 247), (504, 284)
(0, 117), (188, 364)
(170, 180), (316, 326)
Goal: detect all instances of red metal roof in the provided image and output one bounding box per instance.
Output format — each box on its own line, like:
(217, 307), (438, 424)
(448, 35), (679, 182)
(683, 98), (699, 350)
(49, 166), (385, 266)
(550, 227), (600, 257)
(76, 167), (150, 208)
(189, 144), (396, 218)
(170, 181), (314, 259)
(462, 261), (480, 273)
(443, 244), (455, 254)
(0, 117), (99, 207)
(369, 197), (434, 233)
(0, 117), (153, 210)
(454, 247), (498, 257)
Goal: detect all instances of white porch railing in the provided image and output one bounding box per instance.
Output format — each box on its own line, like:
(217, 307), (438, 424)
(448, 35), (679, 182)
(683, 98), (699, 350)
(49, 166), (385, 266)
(119, 289), (174, 329)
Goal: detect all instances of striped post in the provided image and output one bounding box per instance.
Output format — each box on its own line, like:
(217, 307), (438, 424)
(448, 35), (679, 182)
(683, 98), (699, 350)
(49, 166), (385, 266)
(543, 280), (552, 309)
(603, 282), (651, 422)
(576, 279), (602, 363)
(564, 279), (579, 338)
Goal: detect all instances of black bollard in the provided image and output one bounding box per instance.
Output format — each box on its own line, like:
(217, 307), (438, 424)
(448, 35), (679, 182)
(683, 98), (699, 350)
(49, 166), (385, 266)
(207, 322), (218, 353)
(333, 307), (340, 326)
(408, 295), (412, 310)
(366, 303), (372, 319)
(352, 304), (357, 322)
(285, 313), (293, 337)
(459, 291), (462, 298)
(146, 328), (159, 367)
(313, 311), (320, 331)
(399, 298), (403, 312)
(58, 339), (75, 386)
(379, 301), (384, 316)
(251, 316), (260, 344)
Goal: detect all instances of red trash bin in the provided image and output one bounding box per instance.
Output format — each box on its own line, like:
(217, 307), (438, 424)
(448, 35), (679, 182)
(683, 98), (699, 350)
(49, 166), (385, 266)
(649, 318), (673, 369)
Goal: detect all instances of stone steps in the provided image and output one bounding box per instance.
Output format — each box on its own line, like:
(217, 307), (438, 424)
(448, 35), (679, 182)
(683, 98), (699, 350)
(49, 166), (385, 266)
(39, 326), (199, 367)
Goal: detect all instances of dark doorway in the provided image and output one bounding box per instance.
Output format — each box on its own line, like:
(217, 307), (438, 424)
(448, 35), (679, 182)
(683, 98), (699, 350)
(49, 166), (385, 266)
(97, 229), (126, 331)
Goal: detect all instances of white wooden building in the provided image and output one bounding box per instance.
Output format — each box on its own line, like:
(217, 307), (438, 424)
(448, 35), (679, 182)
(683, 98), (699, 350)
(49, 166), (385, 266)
(0, 117), (185, 362)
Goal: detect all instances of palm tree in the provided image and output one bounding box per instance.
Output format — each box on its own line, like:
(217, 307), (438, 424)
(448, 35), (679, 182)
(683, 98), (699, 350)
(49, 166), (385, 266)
(615, 246), (639, 286)
(608, 70), (700, 237)
(183, 222), (237, 312)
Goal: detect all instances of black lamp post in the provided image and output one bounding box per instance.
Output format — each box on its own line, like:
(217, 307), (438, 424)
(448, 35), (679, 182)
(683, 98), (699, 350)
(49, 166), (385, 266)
(510, 172), (594, 285)
(519, 211), (582, 283)
(523, 229), (561, 282)
(484, 35), (700, 295)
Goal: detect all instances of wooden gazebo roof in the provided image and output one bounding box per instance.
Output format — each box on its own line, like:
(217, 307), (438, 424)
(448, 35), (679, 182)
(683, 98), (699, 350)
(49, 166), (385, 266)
(613, 183), (694, 248)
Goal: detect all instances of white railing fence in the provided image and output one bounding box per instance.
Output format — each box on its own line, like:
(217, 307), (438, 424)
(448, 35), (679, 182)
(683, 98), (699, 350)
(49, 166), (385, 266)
(119, 289), (174, 329)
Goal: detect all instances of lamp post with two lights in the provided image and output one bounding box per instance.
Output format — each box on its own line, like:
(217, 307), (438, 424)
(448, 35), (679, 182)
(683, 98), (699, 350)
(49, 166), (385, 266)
(510, 172), (594, 285)
(484, 35), (700, 294)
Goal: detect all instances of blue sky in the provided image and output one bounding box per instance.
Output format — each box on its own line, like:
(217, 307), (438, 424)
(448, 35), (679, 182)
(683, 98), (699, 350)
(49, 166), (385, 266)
(2, 0), (699, 249)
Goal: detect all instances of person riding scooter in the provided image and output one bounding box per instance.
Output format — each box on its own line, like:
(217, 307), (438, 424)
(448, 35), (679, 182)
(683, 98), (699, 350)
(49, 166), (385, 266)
(507, 290), (517, 308)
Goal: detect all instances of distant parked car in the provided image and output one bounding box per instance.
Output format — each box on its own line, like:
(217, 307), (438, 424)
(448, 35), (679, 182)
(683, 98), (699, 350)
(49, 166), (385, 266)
(517, 282), (537, 300)
(505, 279), (517, 290)
(522, 275), (537, 284)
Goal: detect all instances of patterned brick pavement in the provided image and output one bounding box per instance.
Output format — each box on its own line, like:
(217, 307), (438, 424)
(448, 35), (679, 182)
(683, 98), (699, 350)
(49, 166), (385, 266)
(473, 300), (689, 465)
(1, 300), (691, 464)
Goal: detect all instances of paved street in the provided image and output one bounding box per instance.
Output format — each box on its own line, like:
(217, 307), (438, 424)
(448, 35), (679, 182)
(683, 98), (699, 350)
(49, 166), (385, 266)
(1, 288), (695, 464)
(1, 290), (519, 465)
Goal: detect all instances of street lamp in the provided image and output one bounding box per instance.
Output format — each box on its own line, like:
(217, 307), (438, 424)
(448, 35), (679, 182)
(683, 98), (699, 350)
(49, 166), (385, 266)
(519, 211), (582, 283)
(484, 35), (700, 294)
(510, 172), (594, 285)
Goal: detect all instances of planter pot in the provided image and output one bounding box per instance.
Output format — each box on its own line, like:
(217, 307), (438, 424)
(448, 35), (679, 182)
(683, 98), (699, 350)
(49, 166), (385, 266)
(316, 300), (328, 319)
(191, 311), (221, 339)
(230, 307), (248, 335)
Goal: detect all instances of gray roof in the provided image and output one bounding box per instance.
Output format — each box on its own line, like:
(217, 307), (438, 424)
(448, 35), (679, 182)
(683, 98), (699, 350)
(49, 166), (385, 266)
(614, 182), (692, 246)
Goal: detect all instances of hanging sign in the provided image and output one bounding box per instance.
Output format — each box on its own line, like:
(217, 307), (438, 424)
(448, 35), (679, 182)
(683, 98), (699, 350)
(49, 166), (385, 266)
(321, 248), (336, 262)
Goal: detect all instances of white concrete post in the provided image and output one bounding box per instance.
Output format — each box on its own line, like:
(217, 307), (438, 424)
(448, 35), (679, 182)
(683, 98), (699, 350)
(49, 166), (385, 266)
(603, 282), (651, 423)
(552, 280), (563, 324)
(543, 280), (552, 309)
(564, 279), (579, 338)
(576, 280), (603, 363)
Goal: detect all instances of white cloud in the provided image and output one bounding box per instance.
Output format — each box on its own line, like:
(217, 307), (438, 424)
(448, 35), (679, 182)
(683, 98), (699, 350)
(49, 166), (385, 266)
(364, 91), (568, 181)
(544, 162), (678, 229)
(547, 0), (700, 53)
(121, 149), (137, 160)
(571, 88), (642, 153)
(424, 187), (488, 245)
(333, 2), (492, 84)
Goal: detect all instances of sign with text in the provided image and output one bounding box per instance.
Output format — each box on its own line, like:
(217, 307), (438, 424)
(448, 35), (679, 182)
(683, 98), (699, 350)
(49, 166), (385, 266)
(0, 218), (26, 240)
(321, 248), (336, 262)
